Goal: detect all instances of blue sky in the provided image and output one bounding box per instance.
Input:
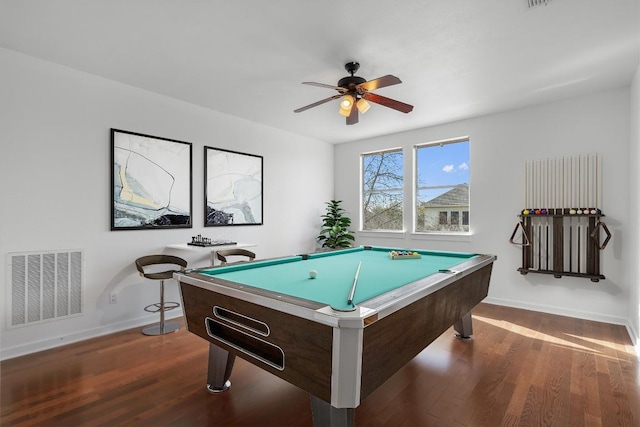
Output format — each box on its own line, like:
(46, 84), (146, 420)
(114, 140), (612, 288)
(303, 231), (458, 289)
(417, 141), (469, 188)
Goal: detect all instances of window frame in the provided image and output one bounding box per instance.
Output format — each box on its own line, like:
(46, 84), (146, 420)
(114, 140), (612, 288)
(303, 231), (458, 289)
(413, 136), (470, 235)
(360, 147), (404, 232)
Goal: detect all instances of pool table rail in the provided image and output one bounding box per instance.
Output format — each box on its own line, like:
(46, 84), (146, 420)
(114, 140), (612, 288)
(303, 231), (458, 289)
(175, 253), (496, 329)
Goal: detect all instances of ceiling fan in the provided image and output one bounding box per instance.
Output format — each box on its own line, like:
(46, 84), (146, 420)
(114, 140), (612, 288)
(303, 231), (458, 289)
(293, 62), (414, 125)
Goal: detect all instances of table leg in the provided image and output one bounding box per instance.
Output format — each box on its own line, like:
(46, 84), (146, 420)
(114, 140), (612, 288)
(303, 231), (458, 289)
(309, 395), (355, 427)
(453, 310), (473, 339)
(206, 343), (236, 393)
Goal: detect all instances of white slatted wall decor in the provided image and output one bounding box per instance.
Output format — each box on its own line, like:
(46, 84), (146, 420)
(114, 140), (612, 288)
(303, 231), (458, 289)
(7, 250), (83, 328)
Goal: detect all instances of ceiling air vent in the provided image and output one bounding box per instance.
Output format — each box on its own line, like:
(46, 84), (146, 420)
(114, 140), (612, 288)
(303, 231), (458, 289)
(528, 0), (551, 7)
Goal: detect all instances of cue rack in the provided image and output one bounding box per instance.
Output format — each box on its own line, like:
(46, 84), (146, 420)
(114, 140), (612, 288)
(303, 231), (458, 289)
(509, 154), (611, 282)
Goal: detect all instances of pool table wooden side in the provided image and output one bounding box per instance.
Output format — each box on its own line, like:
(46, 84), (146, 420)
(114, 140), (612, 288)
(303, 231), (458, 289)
(180, 282), (334, 402)
(359, 263), (494, 400)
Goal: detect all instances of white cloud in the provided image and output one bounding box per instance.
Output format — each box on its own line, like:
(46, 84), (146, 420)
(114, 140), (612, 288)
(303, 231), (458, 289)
(458, 162), (469, 170)
(442, 164), (454, 173)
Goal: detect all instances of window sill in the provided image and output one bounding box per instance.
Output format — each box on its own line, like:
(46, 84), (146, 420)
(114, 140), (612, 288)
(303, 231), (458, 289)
(410, 232), (472, 242)
(357, 230), (406, 239)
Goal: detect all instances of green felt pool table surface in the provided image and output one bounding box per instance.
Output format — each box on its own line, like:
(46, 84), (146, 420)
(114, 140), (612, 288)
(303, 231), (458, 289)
(198, 246), (477, 311)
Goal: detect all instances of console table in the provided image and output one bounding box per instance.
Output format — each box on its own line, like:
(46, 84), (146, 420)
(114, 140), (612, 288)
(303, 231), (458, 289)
(166, 242), (257, 266)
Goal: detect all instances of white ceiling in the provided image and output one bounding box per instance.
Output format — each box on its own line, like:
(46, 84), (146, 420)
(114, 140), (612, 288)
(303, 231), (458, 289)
(1, 0), (638, 144)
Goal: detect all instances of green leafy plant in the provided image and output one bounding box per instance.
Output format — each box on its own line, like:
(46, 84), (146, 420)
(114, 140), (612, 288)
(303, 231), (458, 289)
(317, 200), (355, 249)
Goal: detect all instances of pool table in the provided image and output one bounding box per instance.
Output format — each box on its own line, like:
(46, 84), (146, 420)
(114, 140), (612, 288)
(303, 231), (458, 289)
(175, 246), (496, 426)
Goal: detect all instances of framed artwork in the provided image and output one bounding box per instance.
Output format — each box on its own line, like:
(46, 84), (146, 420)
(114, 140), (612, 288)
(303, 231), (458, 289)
(111, 128), (192, 230)
(205, 146), (263, 226)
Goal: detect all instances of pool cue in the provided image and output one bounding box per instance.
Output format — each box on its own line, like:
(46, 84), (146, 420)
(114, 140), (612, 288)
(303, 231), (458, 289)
(538, 159), (542, 269)
(552, 158), (555, 214)
(347, 261), (361, 306)
(569, 156), (573, 272)
(524, 161), (527, 213)
(577, 155), (582, 273)
(545, 158), (550, 270)
(562, 157), (566, 271)
(531, 159), (535, 211)
(591, 153), (600, 214)
(523, 161), (529, 216)
(584, 154), (590, 214)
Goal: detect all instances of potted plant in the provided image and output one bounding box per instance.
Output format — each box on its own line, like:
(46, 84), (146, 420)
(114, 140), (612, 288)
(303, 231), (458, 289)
(317, 200), (355, 249)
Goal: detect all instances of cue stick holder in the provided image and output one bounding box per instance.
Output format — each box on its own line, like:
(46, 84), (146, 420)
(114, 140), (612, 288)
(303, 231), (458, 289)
(509, 155), (611, 282)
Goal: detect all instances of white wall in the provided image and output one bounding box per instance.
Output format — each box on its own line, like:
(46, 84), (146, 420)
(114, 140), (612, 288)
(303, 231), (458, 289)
(335, 88), (632, 329)
(630, 63), (640, 347)
(0, 48), (334, 359)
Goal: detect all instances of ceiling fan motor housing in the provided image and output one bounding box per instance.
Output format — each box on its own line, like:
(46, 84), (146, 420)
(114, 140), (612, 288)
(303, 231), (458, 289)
(337, 75), (366, 92)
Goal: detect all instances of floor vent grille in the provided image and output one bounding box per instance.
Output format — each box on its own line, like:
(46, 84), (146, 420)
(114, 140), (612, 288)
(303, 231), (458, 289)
(7, 250), (83, 328)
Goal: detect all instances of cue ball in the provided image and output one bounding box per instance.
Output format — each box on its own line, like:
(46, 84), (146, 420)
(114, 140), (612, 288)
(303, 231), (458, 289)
(309, 269), (318, 279)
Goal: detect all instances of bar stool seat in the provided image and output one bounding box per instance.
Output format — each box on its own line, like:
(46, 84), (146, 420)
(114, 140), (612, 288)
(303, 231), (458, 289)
(216, 249), (256, 265)
(135, 254), (187, 336)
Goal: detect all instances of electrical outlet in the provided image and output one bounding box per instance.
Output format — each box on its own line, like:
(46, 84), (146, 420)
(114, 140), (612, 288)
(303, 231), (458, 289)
(109, 293), (118, 304)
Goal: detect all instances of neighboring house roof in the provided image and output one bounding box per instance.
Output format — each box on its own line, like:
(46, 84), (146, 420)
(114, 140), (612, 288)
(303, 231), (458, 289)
(422, 185), (469, 207)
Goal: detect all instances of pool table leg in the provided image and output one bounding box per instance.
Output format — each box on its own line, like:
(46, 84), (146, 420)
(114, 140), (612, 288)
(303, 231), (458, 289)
(454, 310), (473, 339)
(206, 343), (236, 393)
(310, 395), (355, 427)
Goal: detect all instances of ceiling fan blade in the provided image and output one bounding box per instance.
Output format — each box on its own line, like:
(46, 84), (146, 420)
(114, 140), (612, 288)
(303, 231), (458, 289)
(362, 92), (413, 113)
(357, 75), (402, 92)
(302, 82), (348, 93)
(346, 104), (358, 125)
(294, 94), (342, 113)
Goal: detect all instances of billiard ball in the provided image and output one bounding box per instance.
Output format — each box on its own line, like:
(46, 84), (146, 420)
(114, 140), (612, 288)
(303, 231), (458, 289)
(309, 269), (318, 279)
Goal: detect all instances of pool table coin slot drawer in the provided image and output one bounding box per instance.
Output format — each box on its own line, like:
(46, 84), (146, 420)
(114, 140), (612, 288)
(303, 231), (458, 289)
(213, 305), (270, 337)
(205, 317), (285, 371)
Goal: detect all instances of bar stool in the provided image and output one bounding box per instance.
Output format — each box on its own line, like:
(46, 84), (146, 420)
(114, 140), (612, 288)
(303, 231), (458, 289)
(135, 254), (187, 336)
(216, 249), (256, 265)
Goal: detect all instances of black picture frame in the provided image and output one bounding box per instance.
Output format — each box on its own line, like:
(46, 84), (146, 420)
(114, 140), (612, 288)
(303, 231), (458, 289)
(204, 146), (263, 226)
(111, 128), (192, 230)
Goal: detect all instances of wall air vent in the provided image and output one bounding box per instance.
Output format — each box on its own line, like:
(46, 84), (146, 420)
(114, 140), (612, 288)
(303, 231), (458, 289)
(7, 250), (83, 328)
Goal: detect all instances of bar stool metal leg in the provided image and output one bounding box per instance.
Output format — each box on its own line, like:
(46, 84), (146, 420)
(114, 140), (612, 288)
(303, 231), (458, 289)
(142, 279), (181, 336)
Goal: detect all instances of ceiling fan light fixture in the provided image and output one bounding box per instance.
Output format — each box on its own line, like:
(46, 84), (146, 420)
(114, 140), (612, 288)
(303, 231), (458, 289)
(356, 98), (370, 114)
(339, 94), (354, 111)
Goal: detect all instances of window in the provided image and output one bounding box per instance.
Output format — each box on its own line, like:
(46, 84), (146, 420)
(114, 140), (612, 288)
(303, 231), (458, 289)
(439, 211), (448, 225)
(415, 138), (470, 233)
(362, 149), (403, 230)
(451, 211), (459, 226)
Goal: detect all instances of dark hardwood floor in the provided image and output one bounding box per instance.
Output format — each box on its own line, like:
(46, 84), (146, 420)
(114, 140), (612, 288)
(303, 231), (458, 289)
(1, 303), (638, 426)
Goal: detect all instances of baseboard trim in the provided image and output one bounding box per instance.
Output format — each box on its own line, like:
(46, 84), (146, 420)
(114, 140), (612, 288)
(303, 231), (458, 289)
(483, 297), (628, 326)
(0, 309), (184, 361)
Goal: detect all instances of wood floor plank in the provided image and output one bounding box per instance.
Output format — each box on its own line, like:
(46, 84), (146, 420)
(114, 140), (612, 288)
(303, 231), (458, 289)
(1, 303), (638, 427)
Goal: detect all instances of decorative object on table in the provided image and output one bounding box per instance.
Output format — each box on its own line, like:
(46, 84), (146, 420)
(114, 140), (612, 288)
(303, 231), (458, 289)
(509, 154), (611, 282)
(317, 200), (355, 249)
(111, 129), (192, 230)
(389, 250), (422, 260)
(205, 146), (263, 227)
(293, 61), (413, 125)
(188, 234), (237, 247)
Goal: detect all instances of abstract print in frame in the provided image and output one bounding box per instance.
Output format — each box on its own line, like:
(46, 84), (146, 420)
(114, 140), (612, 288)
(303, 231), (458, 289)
(205, 146), (263, 226)
(111, 129), (192, 230)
